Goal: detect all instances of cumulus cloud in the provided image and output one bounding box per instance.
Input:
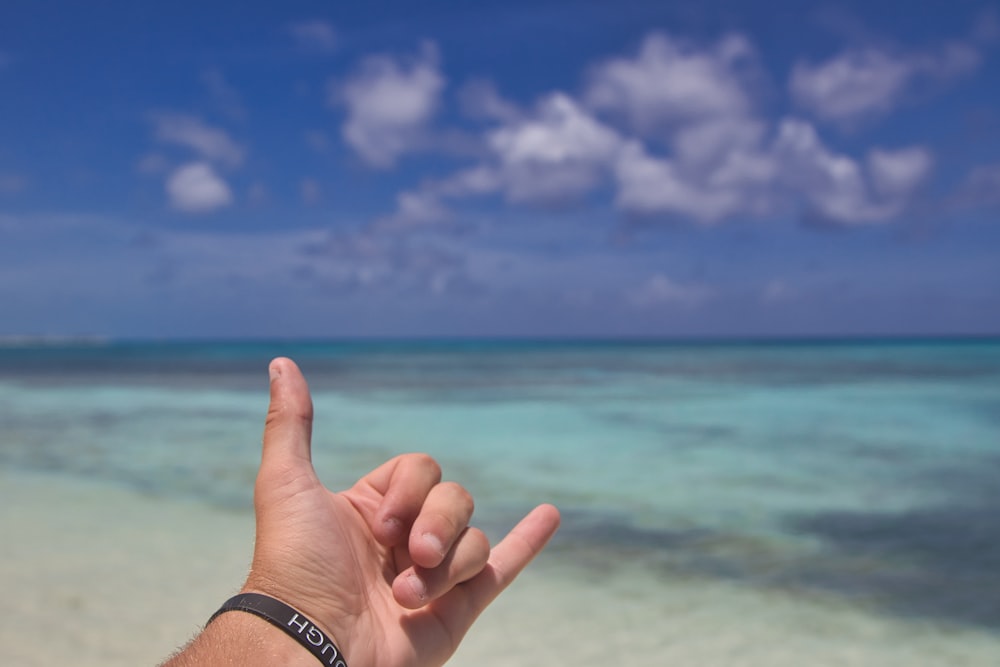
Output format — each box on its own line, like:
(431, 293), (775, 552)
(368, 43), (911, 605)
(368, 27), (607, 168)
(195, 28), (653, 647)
(614, 117), (933, 226)
(150, 113), (245, 167)
(287, 20), (337, 53)
(586, 32), (756, 134)
(578, 33), (778, 222)
(614, 140), (774, 223)
(487, 93), (622, 204)
(367, 30), (940, 229)
(790, 42), (981, 125)
(773, 119), (931, 225)
(580, 30), (931, 226)
(336, 43), (445, 168)
(166, 162), (233, 213)
(351, 91), (606, 221)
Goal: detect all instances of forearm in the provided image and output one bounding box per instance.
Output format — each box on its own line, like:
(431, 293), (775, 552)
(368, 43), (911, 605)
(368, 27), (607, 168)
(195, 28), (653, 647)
(161, 610), (318, 667)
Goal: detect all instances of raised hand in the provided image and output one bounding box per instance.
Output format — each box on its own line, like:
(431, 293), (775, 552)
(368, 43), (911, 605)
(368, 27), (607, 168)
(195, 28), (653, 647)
(238, 357), (560, 667)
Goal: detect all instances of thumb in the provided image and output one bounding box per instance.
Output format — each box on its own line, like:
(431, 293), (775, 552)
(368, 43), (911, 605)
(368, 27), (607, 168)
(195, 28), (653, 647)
(260, 357), (315, 479)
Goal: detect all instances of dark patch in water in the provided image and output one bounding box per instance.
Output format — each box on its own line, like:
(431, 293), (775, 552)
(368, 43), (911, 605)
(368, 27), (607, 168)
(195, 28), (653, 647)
(532, 465), (1000, 634)
(787, 504), (1000, 629)
(784, 457), (1000, 630)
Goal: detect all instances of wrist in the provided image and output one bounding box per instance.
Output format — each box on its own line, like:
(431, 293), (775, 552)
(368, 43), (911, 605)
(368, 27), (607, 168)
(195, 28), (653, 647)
(217, 592), (350, 667)
(162, 607), (317, 667)
(239, 576), (358, 664)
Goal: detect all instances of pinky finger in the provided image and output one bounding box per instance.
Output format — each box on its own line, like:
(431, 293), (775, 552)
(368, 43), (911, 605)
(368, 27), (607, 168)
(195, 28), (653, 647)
(434, 504), (561, 632)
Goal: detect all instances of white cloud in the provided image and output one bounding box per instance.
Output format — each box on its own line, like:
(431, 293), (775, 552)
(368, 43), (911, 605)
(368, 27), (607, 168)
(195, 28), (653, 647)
(586, 32), (755, 133)
(672, 115), (764, 168)
(790, 43), (980, 125)
(614, 141), (772, 223)
(490, 94), (620, 164)
(790, 50), (910, 124)
(166, 162), (233, 213)
(773, 118), (930, 224)
(488, 93), (622, 204)
(868, 147), (933, 199)
(615, 114), (929, 225)
(773, 119), (879, 223)
(578, 31), (779, 222)
(337, 43), (445, 168)
(368, 92), (627, 222)
(365, 31), (940, 229)
(287, 20), (337, 52)
(628, 274), (713, 308)
(150, 113), (245, 167)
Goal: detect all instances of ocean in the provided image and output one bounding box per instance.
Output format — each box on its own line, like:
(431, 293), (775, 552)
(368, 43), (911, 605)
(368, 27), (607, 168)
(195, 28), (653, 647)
(2, 338), (1000, 665)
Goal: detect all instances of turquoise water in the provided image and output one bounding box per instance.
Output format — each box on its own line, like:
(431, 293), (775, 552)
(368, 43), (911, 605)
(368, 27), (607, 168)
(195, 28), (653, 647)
(2, 338), (1000, 630)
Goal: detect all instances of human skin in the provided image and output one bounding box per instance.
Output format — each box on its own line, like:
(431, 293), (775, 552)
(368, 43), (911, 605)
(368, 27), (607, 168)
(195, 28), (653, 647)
(161, 357), (561, 667)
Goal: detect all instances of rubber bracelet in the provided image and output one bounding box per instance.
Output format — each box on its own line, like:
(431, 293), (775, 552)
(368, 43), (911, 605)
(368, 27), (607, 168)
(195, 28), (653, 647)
(209, 593), (348, 667)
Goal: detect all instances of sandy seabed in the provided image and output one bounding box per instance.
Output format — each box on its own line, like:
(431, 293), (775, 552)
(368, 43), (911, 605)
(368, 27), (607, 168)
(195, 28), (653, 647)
(2, 469), (999, 667)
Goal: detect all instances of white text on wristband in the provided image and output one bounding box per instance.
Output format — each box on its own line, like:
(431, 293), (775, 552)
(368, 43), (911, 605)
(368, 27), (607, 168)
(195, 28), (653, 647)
(209, 593), (347, 667)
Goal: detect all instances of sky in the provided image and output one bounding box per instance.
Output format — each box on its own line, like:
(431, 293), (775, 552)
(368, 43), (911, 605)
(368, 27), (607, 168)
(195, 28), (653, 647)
(1, 0), (999, 339)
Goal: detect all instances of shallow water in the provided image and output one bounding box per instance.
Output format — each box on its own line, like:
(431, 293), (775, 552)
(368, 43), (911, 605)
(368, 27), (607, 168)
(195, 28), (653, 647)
(2, 338), (1000, 633)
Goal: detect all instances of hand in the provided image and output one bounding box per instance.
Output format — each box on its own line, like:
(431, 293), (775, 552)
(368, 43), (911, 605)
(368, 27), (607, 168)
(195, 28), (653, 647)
(242, 357), (560, 667)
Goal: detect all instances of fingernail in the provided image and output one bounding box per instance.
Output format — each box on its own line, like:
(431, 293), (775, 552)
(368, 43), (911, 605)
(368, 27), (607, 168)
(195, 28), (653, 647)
(269, 363), (281, 381)
(422, 532), (444, 557)
(407, 573), (427, 602)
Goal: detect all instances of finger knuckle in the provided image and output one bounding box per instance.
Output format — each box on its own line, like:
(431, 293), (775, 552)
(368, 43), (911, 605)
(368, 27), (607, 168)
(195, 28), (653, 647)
(440, 481), (475, 516)
(407, 452), (442, 480)
(466, 526), (490, 552)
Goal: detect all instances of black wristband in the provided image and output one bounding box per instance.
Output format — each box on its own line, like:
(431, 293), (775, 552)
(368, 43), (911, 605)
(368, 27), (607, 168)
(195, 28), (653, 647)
(209, 593), (348, 667)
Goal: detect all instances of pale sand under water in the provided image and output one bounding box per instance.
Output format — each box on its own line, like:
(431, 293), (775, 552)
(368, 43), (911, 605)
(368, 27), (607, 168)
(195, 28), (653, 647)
(3, 469), (999, 667)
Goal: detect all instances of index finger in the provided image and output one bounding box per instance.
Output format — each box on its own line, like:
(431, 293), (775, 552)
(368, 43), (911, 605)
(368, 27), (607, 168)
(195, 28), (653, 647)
(349, 453), (443, 546)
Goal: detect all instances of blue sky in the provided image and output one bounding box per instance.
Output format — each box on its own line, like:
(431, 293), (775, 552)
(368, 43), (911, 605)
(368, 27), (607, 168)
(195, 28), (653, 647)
(1, 0), (998, 339)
